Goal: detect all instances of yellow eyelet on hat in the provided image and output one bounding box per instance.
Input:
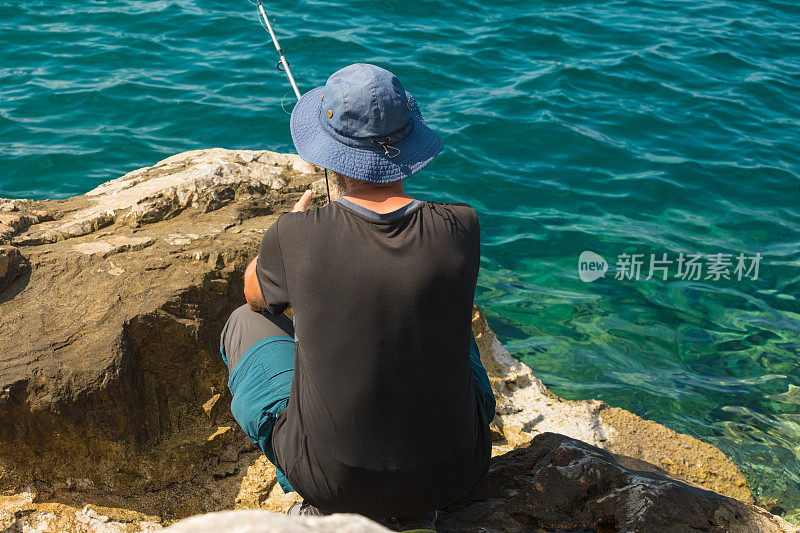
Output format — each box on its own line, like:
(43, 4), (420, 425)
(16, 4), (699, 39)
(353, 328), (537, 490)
(321, 93), (324, 101)
(407, 102), (410, 109)
(327, 109), (333, 118)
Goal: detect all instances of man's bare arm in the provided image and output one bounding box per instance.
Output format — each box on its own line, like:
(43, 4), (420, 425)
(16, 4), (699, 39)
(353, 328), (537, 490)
(244, 190), (312, 312)
(244, 257), (266, 312)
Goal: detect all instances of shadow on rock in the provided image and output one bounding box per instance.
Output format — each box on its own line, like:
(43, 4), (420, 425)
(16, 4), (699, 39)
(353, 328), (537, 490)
(0, 246), (30, 303)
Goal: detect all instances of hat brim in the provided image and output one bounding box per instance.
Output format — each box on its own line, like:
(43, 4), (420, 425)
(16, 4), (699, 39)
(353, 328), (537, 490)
(290, 86), (443, 183)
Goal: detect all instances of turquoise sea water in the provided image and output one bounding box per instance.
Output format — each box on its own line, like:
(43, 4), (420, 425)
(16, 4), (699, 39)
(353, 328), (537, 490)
(2, 0), (799, 520)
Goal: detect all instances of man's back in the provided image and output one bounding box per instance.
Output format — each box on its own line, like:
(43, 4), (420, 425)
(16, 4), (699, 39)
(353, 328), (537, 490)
(257, 199), (491, 517)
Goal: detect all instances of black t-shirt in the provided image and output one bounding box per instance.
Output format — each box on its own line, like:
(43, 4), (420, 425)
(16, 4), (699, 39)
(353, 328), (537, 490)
(256, 198), (490, 518)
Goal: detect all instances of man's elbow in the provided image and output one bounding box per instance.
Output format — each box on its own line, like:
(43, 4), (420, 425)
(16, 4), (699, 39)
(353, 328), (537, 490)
(244, 257), (266, 311)
(244, 285), (266, 312)
(247, 299), (265, 312)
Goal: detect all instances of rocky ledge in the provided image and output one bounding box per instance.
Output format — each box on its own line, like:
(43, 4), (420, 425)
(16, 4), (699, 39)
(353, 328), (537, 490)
(0, 149), (796, 532)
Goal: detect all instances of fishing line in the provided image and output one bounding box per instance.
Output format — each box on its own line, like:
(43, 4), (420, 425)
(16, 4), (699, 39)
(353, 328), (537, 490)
(251, 0), (331, 202)
(280, 91), (293, 115)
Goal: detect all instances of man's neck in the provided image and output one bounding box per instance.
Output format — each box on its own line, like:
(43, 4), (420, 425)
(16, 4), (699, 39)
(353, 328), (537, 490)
(341, 179), (414, 214)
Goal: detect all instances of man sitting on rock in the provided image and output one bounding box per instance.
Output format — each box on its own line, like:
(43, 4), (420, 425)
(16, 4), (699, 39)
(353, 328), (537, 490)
(220, 63), (495, 532)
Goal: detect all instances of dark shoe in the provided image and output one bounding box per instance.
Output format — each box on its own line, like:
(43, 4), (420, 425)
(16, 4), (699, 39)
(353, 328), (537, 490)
(378, 511), (437, 532)
(286, 501), (328, 516)
(393, 522), (436, 533)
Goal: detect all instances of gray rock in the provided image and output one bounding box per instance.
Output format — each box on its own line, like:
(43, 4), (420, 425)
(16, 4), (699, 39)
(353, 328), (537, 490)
(438, 433), (798, 532)
(164, 510), (390, 533)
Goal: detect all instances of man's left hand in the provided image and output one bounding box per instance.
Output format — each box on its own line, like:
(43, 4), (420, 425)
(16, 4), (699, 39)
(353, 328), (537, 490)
(293, 189), (313, 212)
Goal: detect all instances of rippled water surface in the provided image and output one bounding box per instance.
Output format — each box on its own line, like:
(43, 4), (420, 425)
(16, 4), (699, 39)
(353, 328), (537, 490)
(2, 0), (800, 520)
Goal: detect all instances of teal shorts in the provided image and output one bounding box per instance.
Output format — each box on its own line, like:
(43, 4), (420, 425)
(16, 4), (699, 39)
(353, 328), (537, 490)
(221, 335), (296, 493)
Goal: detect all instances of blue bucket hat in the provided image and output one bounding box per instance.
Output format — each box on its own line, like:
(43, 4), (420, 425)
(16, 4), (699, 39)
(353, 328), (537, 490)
(290, 63), (443, 183)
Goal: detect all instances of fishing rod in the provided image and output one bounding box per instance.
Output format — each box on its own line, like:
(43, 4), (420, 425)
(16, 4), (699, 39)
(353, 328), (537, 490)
(255, 0), (300, 100)
(254, 0), (331, 203)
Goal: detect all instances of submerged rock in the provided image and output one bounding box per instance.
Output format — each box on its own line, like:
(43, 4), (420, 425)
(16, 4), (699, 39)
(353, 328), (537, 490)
(0, 148), (795, 532)
(470, 308), (753, 503)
